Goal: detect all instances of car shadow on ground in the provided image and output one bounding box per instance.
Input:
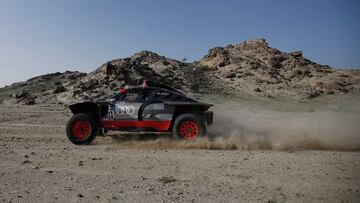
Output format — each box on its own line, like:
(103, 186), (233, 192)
(108, 132), (171, 142)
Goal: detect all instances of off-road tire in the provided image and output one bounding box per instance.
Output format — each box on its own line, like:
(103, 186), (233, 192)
(172, 113), (206, 140)
(66, 113), (98, 145)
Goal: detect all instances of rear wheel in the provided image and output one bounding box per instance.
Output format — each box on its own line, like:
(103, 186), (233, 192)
(66, 113), (98, 145)
(172, 113), (206, 140)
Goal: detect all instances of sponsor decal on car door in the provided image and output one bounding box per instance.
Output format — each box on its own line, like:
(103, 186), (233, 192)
(113, 101), (142, 120)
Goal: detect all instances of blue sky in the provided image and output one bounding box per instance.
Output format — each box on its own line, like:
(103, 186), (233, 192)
(0, 0), (359, 87)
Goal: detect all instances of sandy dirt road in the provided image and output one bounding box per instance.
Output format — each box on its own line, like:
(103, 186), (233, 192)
(0, 104), (359, 202)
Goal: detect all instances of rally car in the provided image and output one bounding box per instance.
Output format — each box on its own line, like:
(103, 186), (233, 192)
(66, 80), (213, 144)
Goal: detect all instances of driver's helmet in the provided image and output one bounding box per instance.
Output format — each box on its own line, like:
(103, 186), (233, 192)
(118, 80), (127, 93)
(119, 80), (126, 88)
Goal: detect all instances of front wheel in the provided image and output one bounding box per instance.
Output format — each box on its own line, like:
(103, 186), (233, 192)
(172, 113), (206, 140)
(66, 113), (98, 145)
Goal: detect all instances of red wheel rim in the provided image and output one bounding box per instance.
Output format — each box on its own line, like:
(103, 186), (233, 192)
(72, 121), (90, 139)
(179, 120), (199, 140)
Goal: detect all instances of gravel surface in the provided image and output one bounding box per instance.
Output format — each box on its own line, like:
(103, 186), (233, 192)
(0, 104), (359, 202)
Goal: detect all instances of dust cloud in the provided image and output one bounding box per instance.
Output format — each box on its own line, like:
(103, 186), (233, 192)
(107, 109), (360, 151)
(206, 110), (360, 151)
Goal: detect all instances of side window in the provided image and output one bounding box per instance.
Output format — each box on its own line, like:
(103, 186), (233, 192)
(126, 87), (145, 103)
(152, 90), (186, 102)
(152, 90), (171, 101)
(143, 88), (154, 101)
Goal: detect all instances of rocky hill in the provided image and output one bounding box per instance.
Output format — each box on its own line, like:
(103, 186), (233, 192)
(1, 39), (359, 105)
(0, 71), (85, 105)
(199, 39), (360, 99)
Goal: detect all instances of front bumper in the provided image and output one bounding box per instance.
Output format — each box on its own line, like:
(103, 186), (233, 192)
(204, 111), (213, 125)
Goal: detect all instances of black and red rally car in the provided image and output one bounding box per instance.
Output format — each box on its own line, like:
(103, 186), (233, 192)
(66, 81), (213, 144)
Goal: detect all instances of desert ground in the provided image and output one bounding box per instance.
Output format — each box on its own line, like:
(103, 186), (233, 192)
(1, 96), (360, 202)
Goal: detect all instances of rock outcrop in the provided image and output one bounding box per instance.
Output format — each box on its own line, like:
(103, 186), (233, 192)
(199, 38), (360, 98)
